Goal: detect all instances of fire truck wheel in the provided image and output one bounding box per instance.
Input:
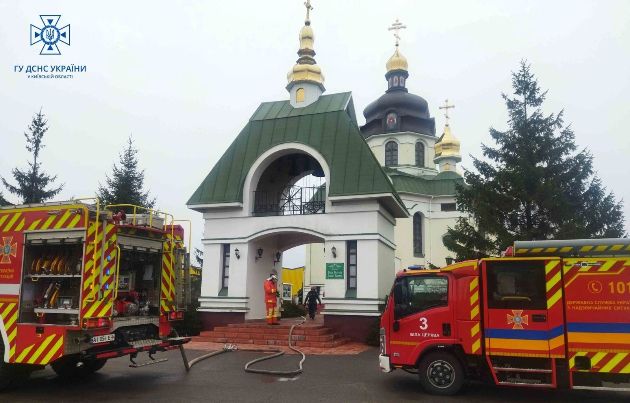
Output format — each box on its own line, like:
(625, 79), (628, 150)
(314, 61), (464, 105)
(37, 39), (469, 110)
(0, 358), (31, 391)
(417, 352), (464, 396)
(51, 356), (108, 379)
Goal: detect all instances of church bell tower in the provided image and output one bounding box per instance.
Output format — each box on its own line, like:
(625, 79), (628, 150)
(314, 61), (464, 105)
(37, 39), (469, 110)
(286, 0), (326, 108)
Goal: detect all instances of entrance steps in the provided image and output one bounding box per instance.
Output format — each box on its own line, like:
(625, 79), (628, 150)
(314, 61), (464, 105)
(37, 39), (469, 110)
(193, 319), (350, 349)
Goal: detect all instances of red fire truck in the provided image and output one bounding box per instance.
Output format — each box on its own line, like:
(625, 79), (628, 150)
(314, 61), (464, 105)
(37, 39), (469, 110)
(379, 238), (630, 395)
(0, 200), (190, 389)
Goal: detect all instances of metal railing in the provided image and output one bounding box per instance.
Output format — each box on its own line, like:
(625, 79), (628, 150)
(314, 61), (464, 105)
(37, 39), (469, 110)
(253, 186), (325, 216)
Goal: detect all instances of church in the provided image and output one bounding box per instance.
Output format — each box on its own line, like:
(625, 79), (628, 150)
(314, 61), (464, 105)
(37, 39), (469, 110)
(303, 20), (466, 297)
(187, 3), (465, 337)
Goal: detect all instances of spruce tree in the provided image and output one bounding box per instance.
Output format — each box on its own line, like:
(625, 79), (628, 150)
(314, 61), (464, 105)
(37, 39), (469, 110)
(1, 110), (63, 204)
(0, 192), (8, 206)
(194, 248), (203, 267)
(98, 136), (156, 209)
(445, 61), (625, 260)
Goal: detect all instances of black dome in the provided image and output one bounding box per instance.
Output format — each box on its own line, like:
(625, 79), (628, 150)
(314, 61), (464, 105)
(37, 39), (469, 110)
(360, 69), (436, 138)
(363, 90), (430, 122)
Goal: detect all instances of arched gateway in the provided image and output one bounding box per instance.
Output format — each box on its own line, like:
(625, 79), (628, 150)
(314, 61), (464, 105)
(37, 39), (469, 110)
(187, 5), (408, 336)
(187, 92), (407, 333)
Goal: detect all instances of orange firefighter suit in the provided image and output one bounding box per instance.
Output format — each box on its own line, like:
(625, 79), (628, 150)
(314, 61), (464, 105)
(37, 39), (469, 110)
(264, 277), (280, 325)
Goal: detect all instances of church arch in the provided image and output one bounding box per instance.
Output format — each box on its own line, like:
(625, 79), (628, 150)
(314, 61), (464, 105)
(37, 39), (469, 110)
(242, 143), (330, 217)
(296, 87), (305, 103)
(413, 212), (423, 257)
(385, 140), (398, 167)
(415, 141), (425, 167)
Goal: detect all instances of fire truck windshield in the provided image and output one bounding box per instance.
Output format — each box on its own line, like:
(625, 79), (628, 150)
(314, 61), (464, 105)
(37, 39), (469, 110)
(393, 275), (448, 319)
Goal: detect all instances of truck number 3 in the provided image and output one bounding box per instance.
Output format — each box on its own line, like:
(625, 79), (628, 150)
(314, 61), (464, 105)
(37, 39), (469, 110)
(419, 317), (428, 330)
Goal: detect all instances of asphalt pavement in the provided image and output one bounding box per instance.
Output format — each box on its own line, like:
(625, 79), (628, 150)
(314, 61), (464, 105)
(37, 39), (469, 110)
(3, 347), (629, 402)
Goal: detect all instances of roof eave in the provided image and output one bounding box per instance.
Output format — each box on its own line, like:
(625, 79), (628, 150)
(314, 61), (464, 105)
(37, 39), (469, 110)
(328, 193), (409, 218)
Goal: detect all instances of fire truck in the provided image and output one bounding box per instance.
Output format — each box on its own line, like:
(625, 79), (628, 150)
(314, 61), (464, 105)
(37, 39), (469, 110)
(379, 238), (630, 395)
(0, 200), (191, 389)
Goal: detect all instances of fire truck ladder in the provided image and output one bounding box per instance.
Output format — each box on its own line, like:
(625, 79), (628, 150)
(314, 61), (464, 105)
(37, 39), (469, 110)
(512, 238), (630, 257)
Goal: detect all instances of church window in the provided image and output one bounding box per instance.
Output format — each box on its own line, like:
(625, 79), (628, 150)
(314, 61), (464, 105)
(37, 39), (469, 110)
(347, 240), (357, 290)
(413, 213), (423, 257)
(386, 112), (398, 131)
(400, 77), (405, 87)
(415, 142), (425, 167)
(441, 203), (457, 212)
(393, 76), (399, 86)
(385, 141), (398, 166)
(221, 244), (230, 290)
(296, 88), (305, 103)
(388, 77), (393, 89)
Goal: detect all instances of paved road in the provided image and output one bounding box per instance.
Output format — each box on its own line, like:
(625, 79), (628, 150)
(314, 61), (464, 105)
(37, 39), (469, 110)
(4, 347), (629, 402)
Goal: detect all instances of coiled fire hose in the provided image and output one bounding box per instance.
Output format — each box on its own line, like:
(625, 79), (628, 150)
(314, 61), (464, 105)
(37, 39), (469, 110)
(178, 316), (306, 377)
(243, 316), (306, 377)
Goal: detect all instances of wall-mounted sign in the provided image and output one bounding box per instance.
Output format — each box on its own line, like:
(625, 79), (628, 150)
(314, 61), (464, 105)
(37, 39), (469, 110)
(326, 263), (344, 279)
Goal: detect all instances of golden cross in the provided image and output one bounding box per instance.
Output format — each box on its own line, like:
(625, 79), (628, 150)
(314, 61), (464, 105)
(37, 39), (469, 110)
(388, 19), (407, 47)
(304, 0), (313, 21)
(439, 99), (455, 124)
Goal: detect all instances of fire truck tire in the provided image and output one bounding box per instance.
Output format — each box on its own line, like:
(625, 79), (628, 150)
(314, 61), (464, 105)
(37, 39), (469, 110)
(0, 357), (31, 391)
(417, 352), (464, 396)
(51, 356), (107, 379)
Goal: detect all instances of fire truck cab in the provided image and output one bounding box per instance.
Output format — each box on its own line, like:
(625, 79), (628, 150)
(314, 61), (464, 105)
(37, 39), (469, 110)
(0, 200), (191, 389)
(379, 238), (630, 395)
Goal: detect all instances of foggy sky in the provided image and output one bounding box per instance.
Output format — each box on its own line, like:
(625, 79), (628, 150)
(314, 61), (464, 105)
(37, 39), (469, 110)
(1, 0), (628, 268)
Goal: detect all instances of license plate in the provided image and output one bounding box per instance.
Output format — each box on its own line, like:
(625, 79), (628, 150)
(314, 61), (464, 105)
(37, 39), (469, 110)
(91, 334), (115, 344)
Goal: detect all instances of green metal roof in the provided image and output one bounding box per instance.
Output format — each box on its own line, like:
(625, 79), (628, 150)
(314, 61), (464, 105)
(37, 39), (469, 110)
(387, 168), (464, 196)
(188, 93), (403, 214)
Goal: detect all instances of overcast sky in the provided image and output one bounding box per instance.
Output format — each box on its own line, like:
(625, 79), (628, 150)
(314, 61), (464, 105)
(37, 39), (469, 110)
(1, 0), (628, 268)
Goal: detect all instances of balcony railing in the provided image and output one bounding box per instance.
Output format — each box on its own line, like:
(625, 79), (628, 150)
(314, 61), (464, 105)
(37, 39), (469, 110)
(253, 186), (325, 216)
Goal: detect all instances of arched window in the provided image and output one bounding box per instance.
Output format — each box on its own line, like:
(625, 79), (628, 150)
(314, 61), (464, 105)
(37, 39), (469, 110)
(415, 142), (425, 167)
(413, 212), (423, 257)
(296, 88), (305, 103)
(385, 141), (398, 166)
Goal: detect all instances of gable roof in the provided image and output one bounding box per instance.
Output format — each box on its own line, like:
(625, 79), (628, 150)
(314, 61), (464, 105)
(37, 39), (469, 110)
(385, 168), (464, 196)
(187, 92), (406, 217)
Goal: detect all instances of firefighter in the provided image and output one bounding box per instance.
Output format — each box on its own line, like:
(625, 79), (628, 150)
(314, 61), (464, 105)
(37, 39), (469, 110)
(304, 286), (321, 320)
(264, 271), (280, 325)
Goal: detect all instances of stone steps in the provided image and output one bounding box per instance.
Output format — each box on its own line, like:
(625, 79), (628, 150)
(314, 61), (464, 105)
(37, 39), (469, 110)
(193, 321), (349, 349)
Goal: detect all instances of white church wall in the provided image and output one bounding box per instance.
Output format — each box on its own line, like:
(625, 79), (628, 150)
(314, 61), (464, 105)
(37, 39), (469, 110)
(395, 194), (461, 270)
(377, 240), (395, 300)
(200, 243), (222, 297)
(366, 132), (438, 169)
(244, 237), (281, 320)
(322, 240), (347, 299)
(304, 242), (325, 289)
(227, 242), (248, 298)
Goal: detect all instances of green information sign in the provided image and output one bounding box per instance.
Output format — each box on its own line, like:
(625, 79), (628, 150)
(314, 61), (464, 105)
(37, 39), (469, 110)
(326, 263), (344, 279)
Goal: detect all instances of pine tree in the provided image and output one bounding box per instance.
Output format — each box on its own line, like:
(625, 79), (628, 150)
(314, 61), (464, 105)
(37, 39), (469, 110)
(1, 110), (63, 204)
(444, 61), (626, 260)
(0, 192), (8, 206)
(194, 248), (204, 267)
(98, 136), (156, 209)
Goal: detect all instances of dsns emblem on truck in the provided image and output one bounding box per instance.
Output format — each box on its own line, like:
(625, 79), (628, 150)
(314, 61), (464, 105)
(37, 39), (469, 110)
(0, 236), (17, 264)
(507, 309), (529, 329)
(30, 15), (71, 55)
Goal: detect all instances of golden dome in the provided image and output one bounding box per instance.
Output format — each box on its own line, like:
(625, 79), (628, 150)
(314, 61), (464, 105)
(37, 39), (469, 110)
(299, 24), (314, 51)
(386, 47), (408, 73)
(434, 123), (461, 161)
(287, 62), (325, 85)
(287, 19), (324, 89)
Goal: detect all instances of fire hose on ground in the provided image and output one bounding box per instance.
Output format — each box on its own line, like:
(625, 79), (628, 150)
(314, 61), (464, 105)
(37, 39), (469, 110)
(177, 316), (307, 377)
